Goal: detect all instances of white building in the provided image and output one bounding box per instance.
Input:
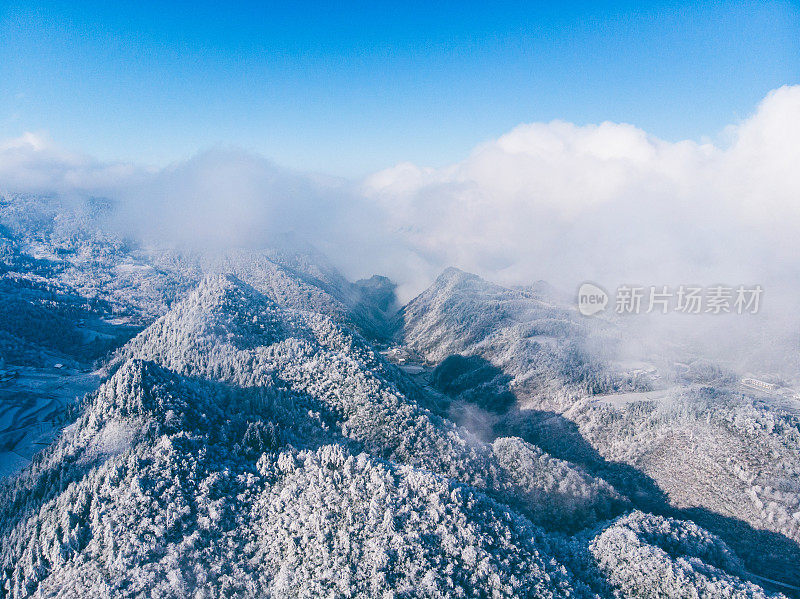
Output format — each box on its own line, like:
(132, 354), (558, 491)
(741, 377), (778, 392)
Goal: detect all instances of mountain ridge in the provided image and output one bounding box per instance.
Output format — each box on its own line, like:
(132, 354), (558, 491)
(0, 194), (796, 597)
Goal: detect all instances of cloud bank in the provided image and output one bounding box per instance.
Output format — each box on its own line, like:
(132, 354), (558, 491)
(364, 85), (800, 301)
(2, 86), (800, 310)
(0, 132), (144, 195)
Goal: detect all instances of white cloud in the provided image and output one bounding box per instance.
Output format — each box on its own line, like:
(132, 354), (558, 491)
(2, 89), (799, 368)
(0, 138), (376, 258)
(364, 85), (800, 301)
(0, 132), (142, 194)
(1, 86), (799, 305)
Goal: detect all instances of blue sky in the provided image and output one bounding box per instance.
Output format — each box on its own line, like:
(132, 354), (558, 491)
(1, 1), (798, 176)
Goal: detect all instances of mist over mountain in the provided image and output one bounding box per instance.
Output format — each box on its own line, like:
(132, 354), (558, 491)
(3, 86), (800, 297)
(3, 87), (800, 373)
(4, 0), (799, 593)
(1, 86), (800, 598)
(0, 191), (798, 597)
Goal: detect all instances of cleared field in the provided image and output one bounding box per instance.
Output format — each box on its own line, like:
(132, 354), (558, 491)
(0, 367), (100, 478)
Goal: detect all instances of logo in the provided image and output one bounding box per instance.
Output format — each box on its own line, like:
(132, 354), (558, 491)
(577, 282), (608, 316)
(575, 283), (762, 316)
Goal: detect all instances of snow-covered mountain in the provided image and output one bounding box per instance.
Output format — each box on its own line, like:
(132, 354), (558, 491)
(0, 194), (391, 478)
(395, 266), (800, 592)
(0, 194), (797, 597)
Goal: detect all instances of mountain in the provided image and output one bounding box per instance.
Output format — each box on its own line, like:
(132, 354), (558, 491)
(395, 267), (800, 591)
(3, 356), (587, 597)
(0, 272), (781, 598)
(394, 267), (626, 401)
(0, 194), (392, 479)
(106, 274), (629, 527)
(0, 194), (795, 597)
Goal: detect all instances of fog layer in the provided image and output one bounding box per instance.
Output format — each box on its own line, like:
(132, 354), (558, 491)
(2, 87), (799, 344)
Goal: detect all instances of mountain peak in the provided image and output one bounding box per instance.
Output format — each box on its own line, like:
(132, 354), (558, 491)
(436, 266), (480, 284)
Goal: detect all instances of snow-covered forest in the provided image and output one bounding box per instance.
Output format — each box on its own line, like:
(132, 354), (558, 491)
(0, 193), (798, 598)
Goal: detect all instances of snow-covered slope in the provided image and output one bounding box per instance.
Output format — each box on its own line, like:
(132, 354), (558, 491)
(397, 267), (800, 592)
(107, 274), (628, 527)
(1, 273), (782, 598)
(0, 194), (392, 478)
(0, 195), (794, 597)
(395, 267), (625, 401)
